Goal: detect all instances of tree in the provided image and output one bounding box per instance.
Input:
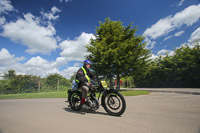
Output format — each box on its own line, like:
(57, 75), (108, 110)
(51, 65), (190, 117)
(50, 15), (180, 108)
(86, 18), (151, 89)
(17, 75), (40, 93)
(45, 73), (71, 90)
(0, 70), (19, 94)
(172, 44), (200, 87)
(4, 70), (16, 79)
(70, 73), (76, 83)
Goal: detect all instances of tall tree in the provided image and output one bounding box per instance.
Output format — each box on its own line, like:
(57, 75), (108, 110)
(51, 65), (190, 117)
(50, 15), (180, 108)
(86, 18), (151, 89)
(4, 70), (16, 79)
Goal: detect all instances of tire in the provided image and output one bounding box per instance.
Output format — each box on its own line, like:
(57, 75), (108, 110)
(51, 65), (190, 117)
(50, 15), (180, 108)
(68, 90), (82, 111)
(102, 91), (126, 116)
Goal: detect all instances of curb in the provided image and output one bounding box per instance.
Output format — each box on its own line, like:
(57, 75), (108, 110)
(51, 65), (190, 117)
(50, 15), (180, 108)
(144, 90), (200, 95)
(123, 88), (200, 95)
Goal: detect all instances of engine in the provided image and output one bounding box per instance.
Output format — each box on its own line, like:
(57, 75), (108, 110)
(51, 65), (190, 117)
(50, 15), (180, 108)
(86, 98), (100, 110)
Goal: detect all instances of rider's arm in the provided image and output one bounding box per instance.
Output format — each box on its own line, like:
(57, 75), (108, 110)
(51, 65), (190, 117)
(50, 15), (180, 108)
(76, 68), (86, 83)
(76, 68), (88, 86)
(88, 70), (96, 80)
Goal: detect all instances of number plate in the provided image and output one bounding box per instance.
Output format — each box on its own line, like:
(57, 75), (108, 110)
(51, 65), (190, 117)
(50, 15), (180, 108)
(101, 81), (107, 88)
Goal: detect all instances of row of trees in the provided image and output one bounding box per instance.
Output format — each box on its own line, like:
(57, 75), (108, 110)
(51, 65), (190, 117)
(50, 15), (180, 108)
(0, 71), (71, 94)
(134, 45), (200, 88)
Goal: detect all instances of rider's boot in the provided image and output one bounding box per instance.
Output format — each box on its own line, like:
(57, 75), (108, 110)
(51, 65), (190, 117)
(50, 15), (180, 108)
(80, 98), (87, 113)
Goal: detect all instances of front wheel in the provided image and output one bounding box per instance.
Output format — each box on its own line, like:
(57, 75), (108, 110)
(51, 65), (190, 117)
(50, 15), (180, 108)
(102, 90), (126, 116)
(68, 90), (82, 111)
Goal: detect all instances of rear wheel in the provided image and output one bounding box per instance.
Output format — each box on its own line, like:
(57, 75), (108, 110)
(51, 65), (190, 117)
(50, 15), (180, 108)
(102, 91), (126, 116)
(68, 90), (82, 111)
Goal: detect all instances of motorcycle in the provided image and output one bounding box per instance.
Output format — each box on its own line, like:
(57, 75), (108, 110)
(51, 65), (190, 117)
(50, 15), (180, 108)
(67, 79), (126, 116)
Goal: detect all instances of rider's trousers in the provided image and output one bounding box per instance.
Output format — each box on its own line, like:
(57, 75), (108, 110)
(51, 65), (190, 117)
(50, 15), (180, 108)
(81, 85), (89, 99)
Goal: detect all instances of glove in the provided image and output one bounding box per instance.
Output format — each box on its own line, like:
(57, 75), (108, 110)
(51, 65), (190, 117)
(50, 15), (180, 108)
(89, 82), (93, 87)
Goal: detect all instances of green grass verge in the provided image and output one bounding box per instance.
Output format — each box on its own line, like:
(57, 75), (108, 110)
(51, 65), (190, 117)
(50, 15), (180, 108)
(0, 90), (149, 100)
(120, 90), (150, 96)
(0, 91), (68, 99)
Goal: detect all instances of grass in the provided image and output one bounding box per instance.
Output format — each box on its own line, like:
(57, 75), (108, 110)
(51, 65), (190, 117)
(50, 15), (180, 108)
(120, 90), (150, 96)
(0, 90), (149, 100)
(0, 91), (68, 99)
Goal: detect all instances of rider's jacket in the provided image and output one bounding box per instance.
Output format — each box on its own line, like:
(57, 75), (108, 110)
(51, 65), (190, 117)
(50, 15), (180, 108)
(75, 65), (95, 87)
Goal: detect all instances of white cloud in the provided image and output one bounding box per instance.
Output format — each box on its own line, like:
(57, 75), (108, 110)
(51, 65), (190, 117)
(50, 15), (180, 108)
(41, 6), (61, 21)
(0, 0), (15, 14)
(164, 35), (173, 41)
(144, 38), (156, 49)
(178, 0), (184, 7)
(0, 16), (6, 27)
(0, 0), (16, 27)
(0, 48), (25, 77)
(73, 63), (80, 67)
(148, 54), (158, 60)
(1, 13), (58, 54)
(65, 0), (72, 2)
(174, 31), (184, 37)
(59, 32), (95, 61)
(163, 31), (184, 42)
(157, 49), (175, 56)
(25, 56), (49, 67)
(51, 56), (68, 68)
(23, 56), (61, 77)
(188, 27), (200, 46)
(143, 4), (200, 49)
(59, 0), (72, 3)
(144, 16), (174, 40)
(62, 67), (79, 79)
(0, 48), (24, 66)
(173, 4), (200, 27)
(51, 6), (61, 14)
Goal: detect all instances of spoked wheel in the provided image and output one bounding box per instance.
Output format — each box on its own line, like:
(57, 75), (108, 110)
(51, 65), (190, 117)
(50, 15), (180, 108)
(107, 95), (121, 110)
(68, 90), (82, 111)
(103, 91), (126, 116)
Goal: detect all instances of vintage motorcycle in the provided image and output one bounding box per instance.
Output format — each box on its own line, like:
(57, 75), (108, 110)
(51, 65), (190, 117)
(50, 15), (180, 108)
(67, 79), (126, 116)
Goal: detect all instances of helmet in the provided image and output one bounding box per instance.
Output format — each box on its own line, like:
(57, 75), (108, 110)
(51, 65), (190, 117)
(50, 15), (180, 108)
(83, 60), (92, 65)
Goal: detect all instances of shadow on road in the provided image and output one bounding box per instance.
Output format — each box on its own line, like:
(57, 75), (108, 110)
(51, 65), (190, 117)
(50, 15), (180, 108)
(63, 107), (110, 116)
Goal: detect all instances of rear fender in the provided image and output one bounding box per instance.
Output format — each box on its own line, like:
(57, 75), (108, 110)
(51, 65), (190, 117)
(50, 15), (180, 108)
(68, 89), (72, 94)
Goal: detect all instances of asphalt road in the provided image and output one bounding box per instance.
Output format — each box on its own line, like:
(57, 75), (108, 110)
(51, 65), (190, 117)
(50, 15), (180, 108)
(0, 91), (200, 133)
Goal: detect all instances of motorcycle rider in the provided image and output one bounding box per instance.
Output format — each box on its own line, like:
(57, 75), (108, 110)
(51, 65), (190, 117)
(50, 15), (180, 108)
(75, 60), (96, 109)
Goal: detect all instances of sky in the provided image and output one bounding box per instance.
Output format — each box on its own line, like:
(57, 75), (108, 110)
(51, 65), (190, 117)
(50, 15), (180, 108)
(0, 0), (200, 79)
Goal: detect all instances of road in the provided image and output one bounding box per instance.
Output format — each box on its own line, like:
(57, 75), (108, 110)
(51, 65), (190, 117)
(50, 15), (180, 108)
(0, 91), (200, 133)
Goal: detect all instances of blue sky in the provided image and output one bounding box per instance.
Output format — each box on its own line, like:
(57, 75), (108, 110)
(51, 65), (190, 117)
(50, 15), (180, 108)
(0, 0), (200, 79)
